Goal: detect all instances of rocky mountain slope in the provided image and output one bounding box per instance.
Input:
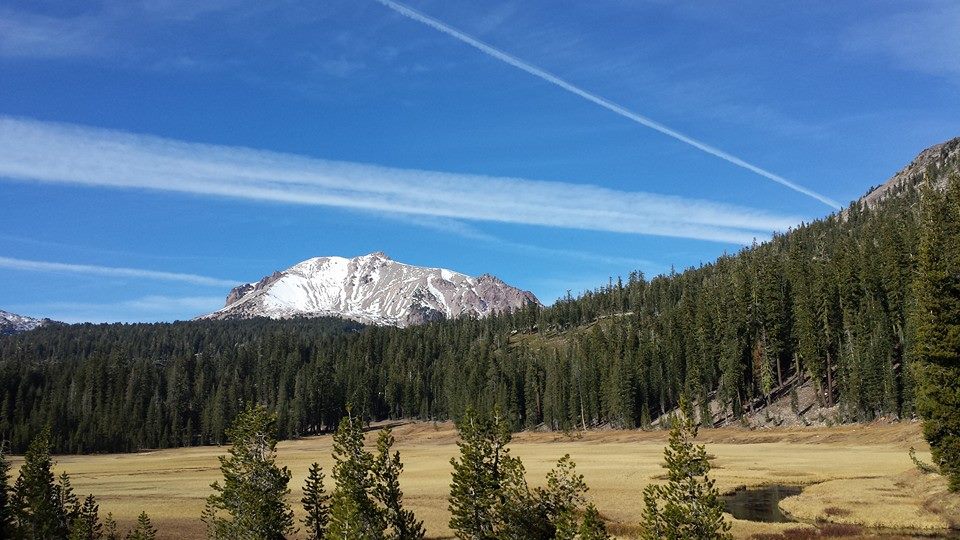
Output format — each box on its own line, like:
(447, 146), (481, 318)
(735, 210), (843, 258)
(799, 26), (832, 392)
(861, 136), (960, 207)
(200, 252), (540, 326)
(0, 309), (48, 336)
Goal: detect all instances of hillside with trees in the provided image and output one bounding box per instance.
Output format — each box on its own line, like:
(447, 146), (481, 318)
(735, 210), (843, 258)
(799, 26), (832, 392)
(0, 138), (957, 459)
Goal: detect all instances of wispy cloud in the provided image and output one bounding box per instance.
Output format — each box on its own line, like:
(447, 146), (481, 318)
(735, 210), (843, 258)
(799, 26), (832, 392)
(390, 214), (660, 270)
(0, 116), (801, 245)
(0, 233), (275, 265)
(372, 0), (841, 209)
(843, 1), (960, 81)
(8, 295), (225, 324)
(0, 2), (263, 65)
(0, 256), (239, 287)
(0, 9), (107, 58)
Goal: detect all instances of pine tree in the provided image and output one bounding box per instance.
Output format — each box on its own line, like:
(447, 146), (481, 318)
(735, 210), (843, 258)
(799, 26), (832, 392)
(125, 511), (157, 540)
(328, 414), (384, 540)
(495, 450), (555, 540)
(576, 504), (610, 540)
(639, 405), (731, 540)
(103, 513), (120, 540)
(68, 494), (102, 540)
(201, 404), (294, 539)
(372, 429), (424, 540)
(15, 428), (69, 538)
(57, 471), (81, 534)
(449, 411), (604, 539)
(529, 454), (593, 540)
(301, 462), (329, 540)
(0, 442), (16, 539)
(909, 174), (960, 490)
(537, 454), (588, 538)
(447, 408), (517, 539)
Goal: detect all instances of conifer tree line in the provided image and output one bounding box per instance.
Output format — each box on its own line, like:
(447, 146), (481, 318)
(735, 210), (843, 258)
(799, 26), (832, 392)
(0, 157), (957, 472)
(0, 432), (157, 539)
(198, 403), (426, 540)
(196, 403), (617, 539)
(2, 399), (728, 539)
(196, 403), (724, 538)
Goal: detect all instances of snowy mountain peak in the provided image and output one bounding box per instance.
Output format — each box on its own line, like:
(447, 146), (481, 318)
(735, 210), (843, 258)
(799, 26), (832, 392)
(200, 253), (540, 327)
(0, 309), (48, 336)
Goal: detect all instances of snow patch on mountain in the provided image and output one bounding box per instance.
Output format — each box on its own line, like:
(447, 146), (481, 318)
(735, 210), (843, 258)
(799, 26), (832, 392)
(0, 309), (48, 336)
(199, 252), (540, 327)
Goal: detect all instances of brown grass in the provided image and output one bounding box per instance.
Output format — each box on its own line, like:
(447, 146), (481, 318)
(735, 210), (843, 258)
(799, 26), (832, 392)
(779, 467), (956, 531)
(781, 527), (820, 539)
(751, 523), (870, 539)
(816, 523), (863, 537)
(8, 421), (958, 539)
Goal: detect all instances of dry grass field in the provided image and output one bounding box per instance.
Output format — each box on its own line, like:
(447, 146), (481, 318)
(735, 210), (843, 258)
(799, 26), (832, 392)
(9, 421), (959, 539)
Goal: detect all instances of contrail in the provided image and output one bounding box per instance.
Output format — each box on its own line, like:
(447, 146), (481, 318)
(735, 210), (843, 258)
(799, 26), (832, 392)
(373, 0), (842, 210)
(0, 115), (804, 245)
(0, 256), (240, 287)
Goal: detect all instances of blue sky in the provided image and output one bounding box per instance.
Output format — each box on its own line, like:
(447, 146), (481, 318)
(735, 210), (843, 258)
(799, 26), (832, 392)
(1, 0), (958, 323)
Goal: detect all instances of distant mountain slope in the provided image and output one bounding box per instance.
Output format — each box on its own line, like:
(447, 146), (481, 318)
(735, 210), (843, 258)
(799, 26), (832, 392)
(861, 136), (960, 207)
(200, 252), (540, 326)
(3, 137), (960, 455)
(0, 309), (48, 336)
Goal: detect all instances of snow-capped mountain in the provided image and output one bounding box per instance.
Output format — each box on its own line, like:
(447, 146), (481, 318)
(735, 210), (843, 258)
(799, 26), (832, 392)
(0, 309), (48, 336)
(199, 252), (540, 326)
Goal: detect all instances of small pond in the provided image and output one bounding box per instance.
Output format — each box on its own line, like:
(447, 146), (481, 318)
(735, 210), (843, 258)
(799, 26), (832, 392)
(722, 484), (801, 523)
(722, 484), (960, 538)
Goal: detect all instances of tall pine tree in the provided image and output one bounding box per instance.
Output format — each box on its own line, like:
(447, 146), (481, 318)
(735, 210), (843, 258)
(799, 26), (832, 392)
(372, 428), (424, 540)
(909, 174), (960, 490)
(201, 404), (294, 539)
(68, 494), (102, 540)
(639, 404), (731, 540)
(301, 462), (329, 540)
(448, 408), (517, 539)
(327, 414), (384, 540)
(0, 442), (15, 539)
(15, 428), (69, 539)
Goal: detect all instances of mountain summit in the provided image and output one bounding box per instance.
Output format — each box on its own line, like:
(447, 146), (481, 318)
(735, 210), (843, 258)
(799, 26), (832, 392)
(199, 252), (540, 326)
(0, 309), (48, 336)
(861, 136), (960, 207)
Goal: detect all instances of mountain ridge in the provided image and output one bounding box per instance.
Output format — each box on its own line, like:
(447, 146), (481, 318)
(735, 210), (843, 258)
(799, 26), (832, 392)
(0, 309), (50, 336)
(860, 136), (960, 207)
(199, 252), (540, 327)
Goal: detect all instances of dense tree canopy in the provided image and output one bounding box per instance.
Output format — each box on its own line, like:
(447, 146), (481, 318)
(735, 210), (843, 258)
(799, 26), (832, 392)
(908, 174), (960, 489)
(0, 157), (957, 456)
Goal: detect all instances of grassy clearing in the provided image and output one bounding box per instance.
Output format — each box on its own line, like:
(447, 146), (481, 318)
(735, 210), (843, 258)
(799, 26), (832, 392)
(8, 421), (957, 539)
(780, 468), (959, 532)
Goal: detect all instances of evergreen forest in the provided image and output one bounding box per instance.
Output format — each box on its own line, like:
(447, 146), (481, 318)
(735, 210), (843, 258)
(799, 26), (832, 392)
(0, 151), (957, 458)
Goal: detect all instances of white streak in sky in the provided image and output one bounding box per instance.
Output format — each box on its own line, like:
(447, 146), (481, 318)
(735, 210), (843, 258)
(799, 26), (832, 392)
(373, 0), (842, 210)
(0, 116), (802, 245)
(0, 256), (239, 287)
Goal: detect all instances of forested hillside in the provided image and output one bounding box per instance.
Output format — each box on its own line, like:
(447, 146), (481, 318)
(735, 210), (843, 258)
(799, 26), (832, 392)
(1, 139), (958, 454)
